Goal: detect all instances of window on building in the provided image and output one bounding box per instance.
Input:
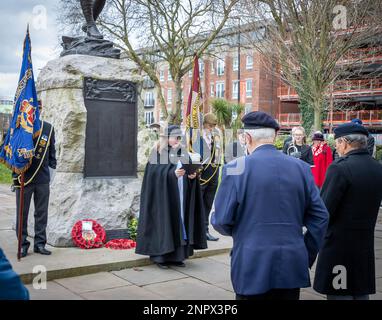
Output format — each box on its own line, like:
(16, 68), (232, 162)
(210, 60), (215, 74)
(199, 60), (204, 78)
(168, 70), (172, 81)
(246, 55), (253, 70)
(144, 92), (155, 107)
(159, 70), (164, 82)
(232, 80), (239, 99)
(233, 55), (239, 72)
(246, 79), (253, 98)
(217, 58), (225, 76)
(216, 82), (225, 98)
(210, 83), (215, 97)
(167, 88), (172, 105)
(245, 103), (252, 114)
(145, 111), (154, 125)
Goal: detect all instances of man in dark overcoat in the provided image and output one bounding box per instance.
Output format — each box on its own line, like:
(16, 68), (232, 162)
(313, 122), (382, 300)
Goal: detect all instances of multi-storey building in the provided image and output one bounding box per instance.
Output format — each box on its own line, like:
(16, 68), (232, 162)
(0, 97), (13, 114)
(142, 25), (382, 143)
(0, 97), (13, 138)
(278, 44), (382, 140)
(142, 24), (279, 126)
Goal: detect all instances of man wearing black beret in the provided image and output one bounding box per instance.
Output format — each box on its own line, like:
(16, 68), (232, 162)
(314, 122), (382, 300)
(212, 111), (329, 300)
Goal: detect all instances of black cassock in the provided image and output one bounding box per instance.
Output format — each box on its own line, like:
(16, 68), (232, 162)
(135, 147), (207, 263)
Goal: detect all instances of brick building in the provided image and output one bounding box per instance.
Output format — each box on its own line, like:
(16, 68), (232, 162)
(142, 25), (382, 144)
(142, 24), (279, 126)
(278, 43), (382, 141)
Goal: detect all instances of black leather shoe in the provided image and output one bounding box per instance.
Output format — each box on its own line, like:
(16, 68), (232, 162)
(156, 262), (169, 269)
(171, 261), (186, 267)
(34, 246), (52, 255)
(21, 243), (30, 258)
(206, 232), (219, 241)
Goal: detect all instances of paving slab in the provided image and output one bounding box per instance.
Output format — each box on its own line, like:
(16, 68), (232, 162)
(376, 259), (382, 278)
(207, 253), (231, 266)
(302, 286), (326, 299)
(377, 277), (382, 293)
(170, 257), (231, 285)
(55, 272), (132, 294)
(300, 290), (325, 300)
(214, 280), (234, 293)
(112, 264), (188, 286)
(26, 281), (83, 300)
(80, 284), (165, 300)
(370, 292), (382, 300)
(375, 244), (382, 251)
(143, 277), (234, 300)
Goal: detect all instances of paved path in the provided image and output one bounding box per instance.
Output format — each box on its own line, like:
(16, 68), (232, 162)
(2, 183), (382, 300)
(25, 249), (382, 300)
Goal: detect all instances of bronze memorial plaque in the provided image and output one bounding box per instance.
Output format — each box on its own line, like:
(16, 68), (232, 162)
(83, 77), (137, 177)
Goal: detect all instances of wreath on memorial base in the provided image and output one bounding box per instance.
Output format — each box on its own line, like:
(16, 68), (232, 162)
(71, 219), (106, 249)
(105, 239), (136, 250)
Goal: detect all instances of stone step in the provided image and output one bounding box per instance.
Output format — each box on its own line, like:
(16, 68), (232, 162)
(18, 246), (231, 285)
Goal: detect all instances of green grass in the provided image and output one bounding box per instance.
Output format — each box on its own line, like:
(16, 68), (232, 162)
(0, 162), (12, 184)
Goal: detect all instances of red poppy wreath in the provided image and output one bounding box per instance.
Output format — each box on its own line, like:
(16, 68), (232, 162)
(105, 239), (137, 250)
(71, 219), (106, 249)
(105, 239), (136, 250)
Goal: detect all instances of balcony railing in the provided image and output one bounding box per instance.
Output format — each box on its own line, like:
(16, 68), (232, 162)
(278, 78), (382, 101)
(279, 109), (382, 127)
(324, 109), (382, 126)
(278, 113), (302, 126)
(338, 46), (382, 65)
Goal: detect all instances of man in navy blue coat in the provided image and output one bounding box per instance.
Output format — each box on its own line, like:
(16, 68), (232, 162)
(0, 248), (29, 300)
(212, 111), (329, 300)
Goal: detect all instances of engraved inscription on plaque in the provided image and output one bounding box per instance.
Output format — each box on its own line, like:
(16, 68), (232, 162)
(83, 77), (137, 177)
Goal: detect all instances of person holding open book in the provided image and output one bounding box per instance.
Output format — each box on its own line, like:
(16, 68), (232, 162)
(135, 125), (207, 269)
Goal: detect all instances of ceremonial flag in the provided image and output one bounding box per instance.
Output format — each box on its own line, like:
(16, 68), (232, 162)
(0, 26), (41, 261)
(0, 27), (41, 174)
(185, 55), (204, 154)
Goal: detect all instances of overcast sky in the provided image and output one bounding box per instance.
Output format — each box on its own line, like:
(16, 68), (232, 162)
(0, 0), (61, 98)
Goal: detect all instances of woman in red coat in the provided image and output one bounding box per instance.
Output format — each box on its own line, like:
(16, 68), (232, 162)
(311, 132), (333, 188)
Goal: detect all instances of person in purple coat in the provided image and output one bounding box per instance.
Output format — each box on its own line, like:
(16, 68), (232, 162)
(212, 111), (329, 300)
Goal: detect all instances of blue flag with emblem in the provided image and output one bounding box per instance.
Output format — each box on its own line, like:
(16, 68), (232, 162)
(0, 27), (41, 174)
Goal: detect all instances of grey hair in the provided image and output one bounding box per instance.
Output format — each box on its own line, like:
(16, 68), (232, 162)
(339, 134), (367, 149)
(245, 128), (276, 142)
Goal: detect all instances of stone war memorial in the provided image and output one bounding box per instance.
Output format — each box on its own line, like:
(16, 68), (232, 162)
(34, 0), (143, 246)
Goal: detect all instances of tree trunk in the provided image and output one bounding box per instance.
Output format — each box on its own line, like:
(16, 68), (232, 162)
(313, 103), (322, 132)
(156, 89), (168, 121)
(171, 78), (183, 125)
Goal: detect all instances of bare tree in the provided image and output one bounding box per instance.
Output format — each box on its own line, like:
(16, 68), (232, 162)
(58, 0), (239, 124)
(239, 0), (382, 131)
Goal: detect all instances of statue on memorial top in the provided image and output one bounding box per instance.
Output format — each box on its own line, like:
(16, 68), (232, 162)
(60, 0), (121, 59)
(80, 0), (106, 39)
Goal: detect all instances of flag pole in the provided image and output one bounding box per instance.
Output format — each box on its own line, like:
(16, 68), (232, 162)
(17, 172), (25, 261)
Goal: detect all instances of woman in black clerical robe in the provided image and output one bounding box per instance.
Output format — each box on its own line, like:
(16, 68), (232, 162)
(135, 125), (207, 269)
